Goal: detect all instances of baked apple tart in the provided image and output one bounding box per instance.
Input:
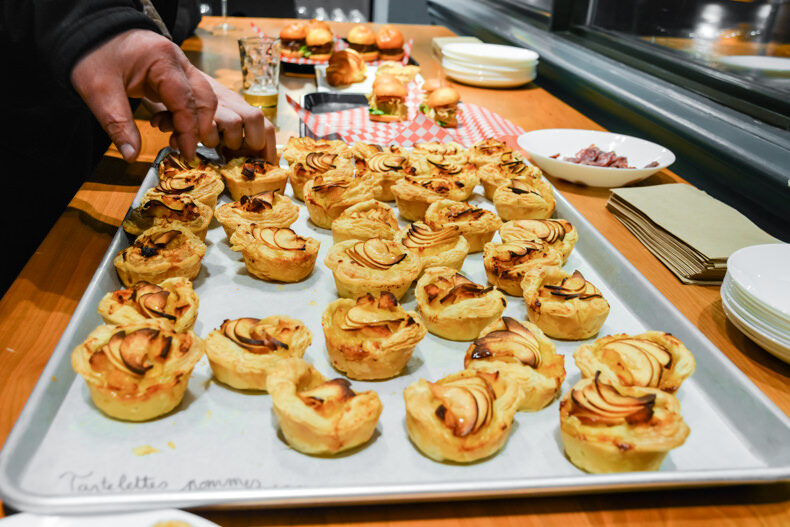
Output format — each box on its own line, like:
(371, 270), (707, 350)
(391, 174), (473, 222)
(123, 192), (213, 241)
(324, 238), (421, 299)
(482, 240), (564, 296)
(158, 151), (219, 180)
(464, 317), (565, 411)
(559, 372), (689, 473)
(424, 199), (502, 253)
(522, 267), (610, 340)
(492, 175), (556, 221)
(289, 152), (354, 201)
(220, 157), (289, 200)
(415, 266), (507, 341)
(230, 225), (320, 283)
(282, 137), (351, 165)
(71, 319), (204, 421)
(98, 277), (199, 332)
(411, 141), (469, 164)
(412, 155), (479, 199)
(404, 369), (520, 463)
(114, 225), (206, 287)
(358, 151), (416, 201)
(469, 138), (513, 168)
(303, 173), (380, 229)
(152, 168), (225, 208)
(267, 358), (383, 455)
(499, 219), (578, 264)
(205, 315), (312, 391)
(331, 199), (400, 243)
(574, 332), (695, 393)
(396, 222), (469, 273)
(215, 190), (299, 238)
(350, 141), (384, 162)
(479, 153), (543, 200)
(322, 292), (427, 380)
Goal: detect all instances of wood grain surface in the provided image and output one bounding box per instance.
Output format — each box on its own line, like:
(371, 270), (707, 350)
(1, 16), (787, 525)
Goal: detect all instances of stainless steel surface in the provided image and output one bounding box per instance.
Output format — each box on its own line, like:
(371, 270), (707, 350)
(0, 147), (788, 515)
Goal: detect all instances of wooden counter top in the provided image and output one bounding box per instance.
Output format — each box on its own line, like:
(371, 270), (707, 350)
(1, 16), (787, 525)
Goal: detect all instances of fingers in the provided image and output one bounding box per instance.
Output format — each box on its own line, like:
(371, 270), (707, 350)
(76, 75), (141, 162)
(263, 118), (277, 163)
(214, 106), (244, 150)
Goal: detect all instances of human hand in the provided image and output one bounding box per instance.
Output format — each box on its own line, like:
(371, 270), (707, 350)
(71, 29), (219, 162)
(149, 73), (277, 163)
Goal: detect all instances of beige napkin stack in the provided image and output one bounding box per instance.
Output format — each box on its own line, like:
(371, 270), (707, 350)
(606, 183), (782, 285)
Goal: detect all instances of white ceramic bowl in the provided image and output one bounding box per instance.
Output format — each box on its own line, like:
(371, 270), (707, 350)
(442, 67), (536, 88)
(517, 129), (675, 187)
(722, 293), (790, 364)
(442, 43), (539, 68)
(727, 243), (790, 319)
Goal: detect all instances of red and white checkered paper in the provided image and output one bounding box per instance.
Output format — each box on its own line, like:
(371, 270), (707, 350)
(281, 38), (414, 66)
(286, 91), (526, 146)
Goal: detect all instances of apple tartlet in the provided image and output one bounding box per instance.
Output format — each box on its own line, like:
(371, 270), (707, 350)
(479, 153), (543, 200)
(465, 317), (565, 411)
(71, 319), (204, 421)
(205, 316), (312, 391)
(522, 267), (610, 340)
(331, 199), (400, 243)
(396, 222), (469, 274)
(303, 173), (380, 229)
(152, 167), (225, 208)
(499, 219), (578, 264)
(350, 141), (384, 162)
(324, 238), (421, 299)
(412, 141), (469, 164)
(358, 151), (415, 201)
(322, 292), (427, 380)
(98, 277), (199, 332)
(412, 156), (479, 200)
(391, 174), (474, 222)
(282, 137), (351, 165)
(230, 225), (320, 283)
(158, 151), (219, 180)
(574, 332), (696, 393)
(469, 138), (514, 168)
(215, 190), (299, 238)
(415, 266), (507, 341)
(560, 372), (689, 473)
(492, 175), (556, 221)
(289, 152), (355, 201)
(483, 240), (564, 296)
(404, 369), (520, 463)
(267, 358), (383, 455)
(114, 225), (206, 287)
(424, 199), (502, 253)
(220, 157), (289, 200)
(123, 192), (213, 241)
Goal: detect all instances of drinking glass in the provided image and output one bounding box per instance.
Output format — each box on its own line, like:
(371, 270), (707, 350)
(238, 36), (282, 120)
(211, 0), (237, 33)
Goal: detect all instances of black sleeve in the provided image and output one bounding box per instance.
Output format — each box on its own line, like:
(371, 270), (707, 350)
(1, 0), (164, 93)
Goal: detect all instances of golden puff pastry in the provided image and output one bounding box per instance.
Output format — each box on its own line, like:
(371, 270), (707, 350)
(350, 141), (384, 162)
(289, 153), (355, 201)
(114, 225), (206, 287)
(396, 222), (469, 274)
(424, 199), (502, 253)
(560, 372), (689, 473)
(220, 157), (289, 200)
(324, 238), (421, 300)
(123, 191), (213, 241)
(522, 267), (610, 340)
(331, 199), (399, 243)
(205, 316), (312, 391)
(499, 219), (578, 264)
(464, 317), (565, 411)
(230, 225), (320, 282)
(391, 175), (473, 222)
(415, 266), (507, 341)
(267, 358), (382, 455)
(358, 151), (416, 201)
(574, 332), (695, 393)
(493, 175), (556, 221)
(71, 319), (204, 421)
(158, 151), (220, 180)
(411, 141), (469, 164)
(411, 155), (480, 199)
(483, 240), (564, 296)
(215, 190), (299, 238)
(469, 138), (514, 168)
(97, 277), (199, 332)
(152, 167), (225, 209)
(322, 292), (427, 380)
(303, 173), (380, 230)
(404, 369), (519, 463)
(479, 153), (543, 200)
(282, 137), (351, 165)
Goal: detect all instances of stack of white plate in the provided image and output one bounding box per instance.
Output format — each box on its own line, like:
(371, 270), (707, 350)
(721, 243), (790, 363)
(440, 43), (538, 88)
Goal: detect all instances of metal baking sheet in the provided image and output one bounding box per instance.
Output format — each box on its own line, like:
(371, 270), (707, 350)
(1, 146), (789, 515)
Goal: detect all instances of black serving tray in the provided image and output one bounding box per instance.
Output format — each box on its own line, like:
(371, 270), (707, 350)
(299, 92), (368, 139)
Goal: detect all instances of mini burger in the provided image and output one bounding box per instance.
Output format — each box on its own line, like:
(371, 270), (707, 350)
(376, 25), (405, 62)
(303, 27), (334, 61)
(347, 24), (378, 62)
(421, 78), (443, 99)
(306, 19), (332, 32)
(280, 21), (308, 58)
(421, 86), (460, 127)
(368, 74), (408, 122)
